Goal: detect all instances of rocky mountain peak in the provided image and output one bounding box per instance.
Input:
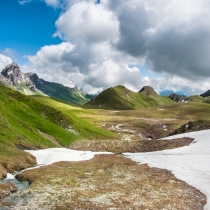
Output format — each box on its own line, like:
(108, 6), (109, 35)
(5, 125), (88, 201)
(168, 93), (188, 103)
(139, 86), (157, 96)
(1, 62), (32, 86)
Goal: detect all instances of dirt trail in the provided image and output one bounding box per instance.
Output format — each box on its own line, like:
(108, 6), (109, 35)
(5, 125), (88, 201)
(38, 130), (63, 147)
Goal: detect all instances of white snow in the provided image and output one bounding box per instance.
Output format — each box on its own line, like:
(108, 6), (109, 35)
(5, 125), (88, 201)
(6, 173), (15, 179)
(123, 129), (210, 210)
(25, 148), (112, 165)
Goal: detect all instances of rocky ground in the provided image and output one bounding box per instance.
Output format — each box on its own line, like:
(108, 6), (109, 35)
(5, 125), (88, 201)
(169, 120), (210, 136)
(0, 183), (17, 208)
(99, 118), (177, 140)
(69, 137), (193, 153)
(12, 155), (206, 210)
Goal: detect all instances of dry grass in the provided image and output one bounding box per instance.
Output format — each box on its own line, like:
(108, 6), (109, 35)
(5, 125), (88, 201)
(69, 137), (193, 154)
(0, 165), (7, 180)
(0, 152), (36, 179)
(15, 155), (206, 210)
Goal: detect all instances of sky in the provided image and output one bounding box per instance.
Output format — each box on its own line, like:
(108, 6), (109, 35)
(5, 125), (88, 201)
(1, 0), (210, 95)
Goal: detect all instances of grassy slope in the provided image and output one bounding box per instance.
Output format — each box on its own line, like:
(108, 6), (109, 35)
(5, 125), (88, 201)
(0, 84), (116, 175)
(86, 85), (174, 110)
(31, 96), (117, 140)
(187, 95), (205, 103)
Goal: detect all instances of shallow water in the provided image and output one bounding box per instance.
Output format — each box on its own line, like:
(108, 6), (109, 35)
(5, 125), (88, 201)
(0, 172), (29, 209)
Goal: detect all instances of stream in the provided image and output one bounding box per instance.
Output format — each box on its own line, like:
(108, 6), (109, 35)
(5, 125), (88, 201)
(0, 149), (113, 209)
(0, 172), (30, 209)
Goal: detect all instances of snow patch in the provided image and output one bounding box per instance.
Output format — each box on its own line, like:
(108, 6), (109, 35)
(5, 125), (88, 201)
(124, 129), (210, 210)
(25, 148), (112, 165)
(6, 173), (15, 179)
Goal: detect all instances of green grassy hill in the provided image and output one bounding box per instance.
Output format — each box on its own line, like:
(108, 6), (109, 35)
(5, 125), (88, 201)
(0, 84), (116, 177)
(187, 95), (205, 103)
(86, 85), (174, 110)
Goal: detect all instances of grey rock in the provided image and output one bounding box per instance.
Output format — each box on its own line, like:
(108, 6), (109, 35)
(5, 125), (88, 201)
(1, 62), (32, 86)
(168, 93), (188, 103)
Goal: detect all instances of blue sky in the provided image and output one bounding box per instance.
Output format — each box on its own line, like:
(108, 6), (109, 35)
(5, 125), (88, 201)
(0, 0), (60, 64)
(0, 0), (210, 95)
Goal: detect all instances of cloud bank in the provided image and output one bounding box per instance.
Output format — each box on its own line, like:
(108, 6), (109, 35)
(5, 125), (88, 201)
(24, 0), (210, 95)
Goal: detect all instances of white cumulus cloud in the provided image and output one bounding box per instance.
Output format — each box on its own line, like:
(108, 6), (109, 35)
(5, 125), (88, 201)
(0, 54), (13, 71)
(54, 1), (119, 44)
(23, 0), (210, 95)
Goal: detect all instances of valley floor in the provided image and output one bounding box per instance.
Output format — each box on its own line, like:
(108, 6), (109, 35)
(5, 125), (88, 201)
(1, 129), (209, 209)
(1, 100), (210, 209)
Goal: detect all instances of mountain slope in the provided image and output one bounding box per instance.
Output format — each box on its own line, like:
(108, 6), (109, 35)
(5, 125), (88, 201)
(0, 84), (116, 178)
(86, 85), (174, 110)
(28, 73), (90, 105)
(1, 62), (91, 105)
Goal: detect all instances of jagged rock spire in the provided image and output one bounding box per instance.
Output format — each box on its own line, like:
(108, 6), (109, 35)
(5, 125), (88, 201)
(1, 62), (31, 86)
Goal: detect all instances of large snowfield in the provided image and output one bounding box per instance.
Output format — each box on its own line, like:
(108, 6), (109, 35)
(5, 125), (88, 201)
(124, 129), (210, 210)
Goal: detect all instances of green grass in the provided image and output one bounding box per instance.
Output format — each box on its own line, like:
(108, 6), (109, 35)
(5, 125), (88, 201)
(117, 102), (210, 124)
(187, 95), (205, 103)
(31, 96), (117, 140)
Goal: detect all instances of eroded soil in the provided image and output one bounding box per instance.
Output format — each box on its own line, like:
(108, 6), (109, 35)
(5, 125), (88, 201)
(0, 182), (17, 207)
(0, 152), (36, 180)
(15, 155), (206, 210)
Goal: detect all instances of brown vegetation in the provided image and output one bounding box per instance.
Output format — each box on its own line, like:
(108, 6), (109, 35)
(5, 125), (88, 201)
(16, 155), (206, 210)
(69, 137), (193, 154)
(0, 182), (17, 207)
(0, 152), (36, 179)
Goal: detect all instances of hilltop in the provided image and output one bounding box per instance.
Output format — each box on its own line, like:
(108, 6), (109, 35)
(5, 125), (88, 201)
(86, 85), (174, 110)
(0, 62), (91, 105)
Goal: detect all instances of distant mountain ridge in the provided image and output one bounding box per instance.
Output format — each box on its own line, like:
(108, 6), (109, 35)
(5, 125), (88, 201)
(0, 62), (91, 105)
(86, 85), (174, 110)
(160, 90), (186, 97)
